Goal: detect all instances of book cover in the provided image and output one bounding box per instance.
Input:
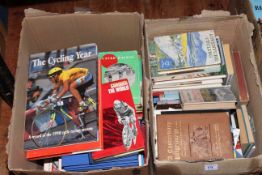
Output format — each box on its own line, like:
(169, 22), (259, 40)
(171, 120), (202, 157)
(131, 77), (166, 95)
(179, 87), (236, 110)
(92, 79), (144, 160)
(24, 43), (103, 160)
(156, 112), (234, 161)
(99, 51), (143, 109)
(153, 30), (221, 74)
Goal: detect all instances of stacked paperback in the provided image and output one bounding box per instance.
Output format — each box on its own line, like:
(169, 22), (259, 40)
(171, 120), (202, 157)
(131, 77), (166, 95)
(148, 30), (255, 161)
(23, 44), (146, 172)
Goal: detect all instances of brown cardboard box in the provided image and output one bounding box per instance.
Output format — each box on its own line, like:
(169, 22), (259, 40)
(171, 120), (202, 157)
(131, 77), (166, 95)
(230, 0), (262, 84)
(145, 12), (262, 175)
(8, 10), (150, 175)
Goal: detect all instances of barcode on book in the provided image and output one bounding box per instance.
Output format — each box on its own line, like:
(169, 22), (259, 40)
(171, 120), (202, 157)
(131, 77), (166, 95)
(204, 164), (218, 171)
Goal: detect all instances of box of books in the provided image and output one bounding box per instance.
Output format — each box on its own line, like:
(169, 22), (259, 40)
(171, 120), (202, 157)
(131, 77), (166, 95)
(8, 10), (150, 175)
(145, 11), (262, 174)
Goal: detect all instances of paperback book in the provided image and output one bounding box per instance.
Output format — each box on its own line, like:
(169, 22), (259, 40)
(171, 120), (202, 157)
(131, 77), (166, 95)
(92, 78), (144, 160)
(99, 51), (143, 111)
(153, 30), (221, 75)
(24, 43), (103, 160)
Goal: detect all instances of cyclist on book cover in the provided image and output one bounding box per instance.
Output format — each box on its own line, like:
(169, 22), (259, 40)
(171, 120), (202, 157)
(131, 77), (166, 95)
(113, 100), (138, 150)
(47, 66), (94, 112)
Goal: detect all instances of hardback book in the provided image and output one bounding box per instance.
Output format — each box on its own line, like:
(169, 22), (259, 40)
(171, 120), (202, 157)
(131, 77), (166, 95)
(153, 30), (221, 75)
(92, 78), (144, 160)
(236, 105), (255, 156)
(62, 153), (144, 172)
(99, 51), (143, 110)
(179, 86), (236, 110)
(156, 112), (234, 161)
(231, 51), (249, 104)
(222, 44), (234, 85)
(24, 43), (103, 160)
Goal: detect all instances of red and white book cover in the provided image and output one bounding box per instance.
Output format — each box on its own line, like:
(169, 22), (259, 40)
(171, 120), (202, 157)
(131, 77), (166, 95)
(92, 78), (144, 160)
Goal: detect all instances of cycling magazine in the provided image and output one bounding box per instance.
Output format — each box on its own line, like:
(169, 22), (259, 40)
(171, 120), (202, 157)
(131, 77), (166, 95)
(24, 43), (103, 160)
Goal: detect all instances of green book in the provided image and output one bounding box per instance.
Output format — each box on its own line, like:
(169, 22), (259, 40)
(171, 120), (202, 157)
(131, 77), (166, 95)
(99, 51), (142, 109)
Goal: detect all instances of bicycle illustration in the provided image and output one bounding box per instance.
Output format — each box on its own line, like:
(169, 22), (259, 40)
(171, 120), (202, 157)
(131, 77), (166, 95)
(29, 92), (97, 148)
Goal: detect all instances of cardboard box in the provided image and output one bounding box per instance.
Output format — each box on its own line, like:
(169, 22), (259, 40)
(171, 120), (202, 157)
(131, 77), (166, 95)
(145, 12), (262, 175)
(230, 0), (262, 84)
(8, 10), (150, 175)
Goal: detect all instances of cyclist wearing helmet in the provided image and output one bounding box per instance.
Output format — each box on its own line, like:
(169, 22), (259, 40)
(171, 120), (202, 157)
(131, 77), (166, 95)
(48, 66), (93, 111)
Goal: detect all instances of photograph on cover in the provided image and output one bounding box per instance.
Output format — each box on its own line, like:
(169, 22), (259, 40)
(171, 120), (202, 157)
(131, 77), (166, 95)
(24, 43), (99, 150)
(104, 63), (136, 86)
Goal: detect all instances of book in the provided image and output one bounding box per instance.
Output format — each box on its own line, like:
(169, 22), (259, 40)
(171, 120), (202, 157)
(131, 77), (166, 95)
(24, 43), (103, 160)
(222, 44), (234, 85)
(152, 83), (223, 92)
(153, 30), (221, 74)
(62, 153), (144, 171)
(153, 73), (226, 85)
(179, 87), (236, 110)
(231, 51), (249, 104)
(156, 112), (234, 161)
(153, 78), (223, 89)
(92, 78), (144, 160)
(99, 51), (143, 110)
(236, 105), (255, 155)
(43, 158), (62, 172)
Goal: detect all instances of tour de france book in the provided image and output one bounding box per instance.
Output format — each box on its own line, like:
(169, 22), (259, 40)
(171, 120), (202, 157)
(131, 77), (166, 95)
(156, 112), (234, 161)
(98, 51), (143, 110)
(24, 43), (103, 160)
(152, 30), (222, 75)
(92, 78), (144, 161)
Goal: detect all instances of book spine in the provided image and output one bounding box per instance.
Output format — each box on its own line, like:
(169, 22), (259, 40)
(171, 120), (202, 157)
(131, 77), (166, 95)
(232, 51), (249, 104)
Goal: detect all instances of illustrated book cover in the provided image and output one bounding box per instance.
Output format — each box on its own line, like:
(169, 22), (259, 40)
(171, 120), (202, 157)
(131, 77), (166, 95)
(179, 86), (236, 110)
(156, 112), (234, 161)
(153, 30), (221, 74)
(99, 51), (143, 110)
(24, 43), (103, 160)
(92, 78), (144, 160)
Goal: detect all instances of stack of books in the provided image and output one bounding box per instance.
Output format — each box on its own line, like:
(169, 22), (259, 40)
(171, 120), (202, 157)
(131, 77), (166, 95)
(149, 30), (255, 161)
(23, 44), (146, 172)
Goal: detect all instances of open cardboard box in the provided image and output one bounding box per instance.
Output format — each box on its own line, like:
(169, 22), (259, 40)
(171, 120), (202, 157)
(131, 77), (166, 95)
(145, 12), (262, 175)
(229, 0), (262, 89)
(8, 10), (150, 175)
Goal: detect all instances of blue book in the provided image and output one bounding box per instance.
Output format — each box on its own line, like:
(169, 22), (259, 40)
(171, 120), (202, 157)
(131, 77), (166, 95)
(62, 153), (144, 172)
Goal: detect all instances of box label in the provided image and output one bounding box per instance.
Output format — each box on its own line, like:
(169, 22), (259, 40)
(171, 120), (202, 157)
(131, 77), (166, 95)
(204, 164), (218, 171)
